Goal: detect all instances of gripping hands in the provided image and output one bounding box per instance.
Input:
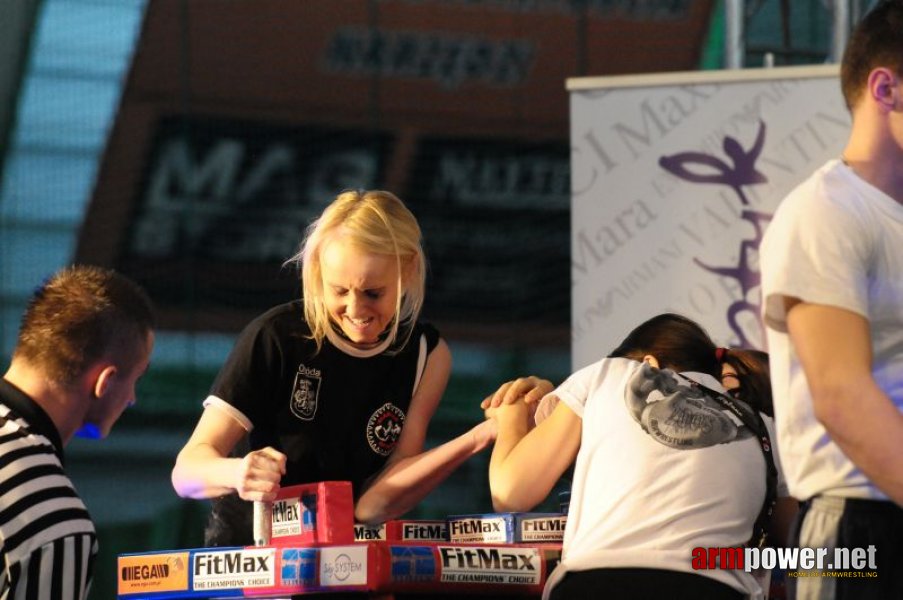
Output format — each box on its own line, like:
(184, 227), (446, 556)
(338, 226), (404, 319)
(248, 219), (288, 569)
(480, 376), (555, 423)
(235, 446), (287, 502)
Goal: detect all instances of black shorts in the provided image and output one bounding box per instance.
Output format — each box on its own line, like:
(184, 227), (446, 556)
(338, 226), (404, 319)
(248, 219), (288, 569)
(788, 495), (903, 600)
(547, 567), (745, 600)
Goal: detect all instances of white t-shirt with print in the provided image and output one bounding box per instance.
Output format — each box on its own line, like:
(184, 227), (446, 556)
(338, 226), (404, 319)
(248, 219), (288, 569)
(543, 357), (787, 599)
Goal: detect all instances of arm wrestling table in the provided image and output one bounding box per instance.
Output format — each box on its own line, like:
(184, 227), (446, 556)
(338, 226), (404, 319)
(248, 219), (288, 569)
(117, 540), (562, 598)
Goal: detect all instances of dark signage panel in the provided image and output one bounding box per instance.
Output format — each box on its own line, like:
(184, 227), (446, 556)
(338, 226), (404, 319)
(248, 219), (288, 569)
(407, 136), (570, 327)
(114, 116), (392, 318)
(77, 0), (714, 341)
(114, 116), (569, 333)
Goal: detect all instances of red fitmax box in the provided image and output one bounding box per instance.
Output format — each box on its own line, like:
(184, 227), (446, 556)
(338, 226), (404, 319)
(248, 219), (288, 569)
(354, 519), (449, 542)
(270, 481), (354, 545)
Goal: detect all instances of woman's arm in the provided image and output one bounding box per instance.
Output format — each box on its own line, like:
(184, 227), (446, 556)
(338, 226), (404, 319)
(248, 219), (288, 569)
(489, 397), (582, 512)
(172, 405), (287, 501)
(354, 340), (497, 523)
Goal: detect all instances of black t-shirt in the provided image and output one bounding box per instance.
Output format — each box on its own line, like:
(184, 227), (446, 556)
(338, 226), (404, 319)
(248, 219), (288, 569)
(204, 301), (440, 546)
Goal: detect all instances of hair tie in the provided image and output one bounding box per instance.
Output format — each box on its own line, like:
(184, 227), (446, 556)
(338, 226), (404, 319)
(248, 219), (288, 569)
(715, 347), (727, 363)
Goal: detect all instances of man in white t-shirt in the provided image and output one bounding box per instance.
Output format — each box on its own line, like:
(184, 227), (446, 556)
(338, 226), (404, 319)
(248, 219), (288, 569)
(760, 1), (903, 598)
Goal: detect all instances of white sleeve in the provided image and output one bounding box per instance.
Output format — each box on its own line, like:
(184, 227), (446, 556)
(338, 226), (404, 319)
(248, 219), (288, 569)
(551, 358), (620, 419)
(761, 173), (871, 333)
(533, 393), (560, 425)
(203, 395), (254, 432)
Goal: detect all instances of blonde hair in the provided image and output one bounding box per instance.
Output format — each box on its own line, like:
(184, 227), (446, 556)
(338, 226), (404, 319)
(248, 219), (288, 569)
(288, 190), (426, 351)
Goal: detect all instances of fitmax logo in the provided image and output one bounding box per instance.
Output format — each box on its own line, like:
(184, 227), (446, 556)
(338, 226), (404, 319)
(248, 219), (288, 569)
(403, 523), (447, 539)
(523, 518), (566, 532)
(450, 519), (503, 535)
(194, 552), (271, 576)
(273, 500), (300, 523)
(440, 547), (536, 571)
(354, 525), (385, 540)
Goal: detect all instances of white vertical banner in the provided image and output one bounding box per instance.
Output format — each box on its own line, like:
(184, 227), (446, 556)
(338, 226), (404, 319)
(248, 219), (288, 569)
(569, 65), (847, 369)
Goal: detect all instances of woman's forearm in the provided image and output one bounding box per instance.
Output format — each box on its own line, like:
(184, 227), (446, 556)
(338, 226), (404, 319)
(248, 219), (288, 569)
(172, 444), (241, 499)
(354, 419), (496, 524)
(489, 402), (536, 512)
(489, 399), (581, 513)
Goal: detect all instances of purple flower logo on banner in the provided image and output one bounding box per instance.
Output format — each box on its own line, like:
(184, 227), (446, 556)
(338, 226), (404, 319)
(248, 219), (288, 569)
(658, 121), (772, 348)
(659, 120), (767, 205)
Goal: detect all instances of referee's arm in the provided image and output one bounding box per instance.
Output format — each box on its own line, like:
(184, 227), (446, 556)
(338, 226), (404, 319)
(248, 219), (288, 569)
(3, 534), (97, 600)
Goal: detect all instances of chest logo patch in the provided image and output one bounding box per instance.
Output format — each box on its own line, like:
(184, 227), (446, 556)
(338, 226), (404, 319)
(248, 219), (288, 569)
(290, 364), (322, 421)
(366, 402), (406, 456)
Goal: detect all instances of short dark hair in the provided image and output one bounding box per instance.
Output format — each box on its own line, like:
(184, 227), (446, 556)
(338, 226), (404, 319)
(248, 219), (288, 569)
(14, 265), (156, 387)
(608, 313), (720, 378)
(841, 0), (903, 110)
(723, 348), (773, 417)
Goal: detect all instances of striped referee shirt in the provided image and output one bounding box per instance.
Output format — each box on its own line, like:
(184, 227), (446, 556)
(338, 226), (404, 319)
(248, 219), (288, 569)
(0, 378), (97, 600)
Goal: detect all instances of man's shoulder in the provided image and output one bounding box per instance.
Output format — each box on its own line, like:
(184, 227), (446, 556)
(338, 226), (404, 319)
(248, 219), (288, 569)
(776, 161), (845, 211)
(0, 440), (94, 562)
(765, 161), (861, 247)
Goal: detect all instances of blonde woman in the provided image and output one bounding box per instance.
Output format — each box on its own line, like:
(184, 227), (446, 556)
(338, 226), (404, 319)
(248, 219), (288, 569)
(172, 190), (496, 545)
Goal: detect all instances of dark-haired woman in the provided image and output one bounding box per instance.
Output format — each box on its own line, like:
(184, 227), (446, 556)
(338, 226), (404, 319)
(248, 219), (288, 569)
(485, 314), (789, 600)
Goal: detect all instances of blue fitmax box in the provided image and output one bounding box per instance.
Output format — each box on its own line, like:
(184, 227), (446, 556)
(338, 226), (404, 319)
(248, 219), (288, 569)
(446, 513), (566, 544)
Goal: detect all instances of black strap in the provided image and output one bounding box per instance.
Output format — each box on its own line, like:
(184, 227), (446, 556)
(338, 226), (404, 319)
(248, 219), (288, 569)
(677, 373), (778, 548)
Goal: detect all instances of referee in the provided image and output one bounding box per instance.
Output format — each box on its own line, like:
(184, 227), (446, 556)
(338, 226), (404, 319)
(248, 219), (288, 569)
(0, 265), (155, 599)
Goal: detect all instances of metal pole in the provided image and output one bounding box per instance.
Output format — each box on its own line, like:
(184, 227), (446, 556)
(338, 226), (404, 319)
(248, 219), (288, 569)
(724, 0), (745, 69)
(831, 0), (850, 63)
